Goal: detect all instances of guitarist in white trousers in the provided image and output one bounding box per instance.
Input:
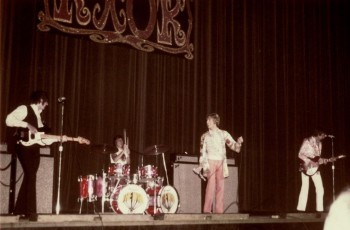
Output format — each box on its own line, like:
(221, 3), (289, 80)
(5, 90), (50, 221)
(296, 129), (327, 212)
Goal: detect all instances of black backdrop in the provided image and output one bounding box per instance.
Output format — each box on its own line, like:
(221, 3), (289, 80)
(1, 0), (349, 214)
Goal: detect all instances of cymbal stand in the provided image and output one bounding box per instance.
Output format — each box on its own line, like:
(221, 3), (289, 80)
(153, 186), (157, 214)
(162, 153), (169, 185)
(101, 170), (107, 213)
(56, 100), (65, 214)
(331, 137), (335, 202)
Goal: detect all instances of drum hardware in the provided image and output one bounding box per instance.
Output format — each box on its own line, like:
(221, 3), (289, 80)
(161, 152), (169, 185)
(100, 170), (108, 213)
(78, 143), (180, 215)
(143, 145), (170, 155)
(142, 144), (171, 185)
(99, 172), (125, 214)
(146, 185), (179, 215)
(132, 174), (139, 184)
(146, 185), (161, 215)
(78, 172), (179, 215)
(146, 180), (156, 189)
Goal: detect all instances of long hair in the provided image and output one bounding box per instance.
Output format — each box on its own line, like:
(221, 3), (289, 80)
(207, 113), (220, 126)
(311, 128), (326, 137)
(30, 90), (48, 104)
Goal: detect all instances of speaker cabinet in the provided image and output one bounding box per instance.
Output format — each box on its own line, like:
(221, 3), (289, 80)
(0, 153), (54, 214)
(0, 153), (11, 213)
(223, 166), (239, 213)
(172, 161), (238, 214)
(173, 163), (202, 213)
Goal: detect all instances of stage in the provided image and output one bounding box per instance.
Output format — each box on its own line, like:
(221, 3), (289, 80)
(0, 213), (326, 230)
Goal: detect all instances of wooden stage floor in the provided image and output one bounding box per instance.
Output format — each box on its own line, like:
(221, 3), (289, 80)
(0, 213), (327, 229)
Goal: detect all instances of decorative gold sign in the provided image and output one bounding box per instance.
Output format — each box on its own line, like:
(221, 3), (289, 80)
(37, 0), (194, 59)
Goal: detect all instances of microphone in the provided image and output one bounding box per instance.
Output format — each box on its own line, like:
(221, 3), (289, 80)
(327, 134), (335, 138)
(58, 97), (66, 103)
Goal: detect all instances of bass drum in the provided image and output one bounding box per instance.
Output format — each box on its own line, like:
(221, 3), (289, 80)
(146, 185), (179, 215)
(110, 184), (148, 214)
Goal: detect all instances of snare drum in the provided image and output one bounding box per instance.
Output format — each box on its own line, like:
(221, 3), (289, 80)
(145, 185), (179, 215)
(110, 184), (148, 214)
(139, 165), (158, 178)
(78, 175), (96, 202)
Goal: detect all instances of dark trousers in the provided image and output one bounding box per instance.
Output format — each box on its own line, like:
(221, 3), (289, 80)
(14, 144), (40, 215)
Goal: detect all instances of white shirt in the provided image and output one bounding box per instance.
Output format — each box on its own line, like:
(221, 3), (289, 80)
(201, 128), (236, 161)
(298, 136), (322, 162)
(110, 147), (129, 165)
(6, 104), (44, 128)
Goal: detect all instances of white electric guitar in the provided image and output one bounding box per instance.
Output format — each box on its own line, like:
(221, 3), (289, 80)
(18, 131), (90, 146)
(299, 155), (346, 176)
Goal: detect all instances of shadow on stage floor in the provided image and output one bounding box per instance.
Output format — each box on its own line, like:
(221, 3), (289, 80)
(0, 212), (326, 230)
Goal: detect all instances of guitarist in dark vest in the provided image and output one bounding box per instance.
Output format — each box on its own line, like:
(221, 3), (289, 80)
(296, 128), (327, 213)
(5, 90), (50, 221)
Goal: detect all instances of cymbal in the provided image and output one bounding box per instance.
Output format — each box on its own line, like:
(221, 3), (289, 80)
(143, 144), (169, 155)
(91, 144), (117, 154)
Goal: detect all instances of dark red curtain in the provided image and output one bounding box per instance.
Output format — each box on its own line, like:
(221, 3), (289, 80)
(1, 0), (349, 213)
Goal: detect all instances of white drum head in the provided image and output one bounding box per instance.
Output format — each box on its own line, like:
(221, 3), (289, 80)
(158, 185), (179, 213)
(111, 184), (148, 214)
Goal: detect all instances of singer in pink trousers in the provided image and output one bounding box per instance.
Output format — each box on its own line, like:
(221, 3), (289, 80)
(199, 113), (243, 213)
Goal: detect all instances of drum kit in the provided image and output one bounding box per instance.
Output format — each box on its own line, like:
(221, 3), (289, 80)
(78, 144), (179, 215)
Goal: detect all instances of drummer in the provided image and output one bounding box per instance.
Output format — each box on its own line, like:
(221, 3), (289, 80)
(110, 135), (130, 165)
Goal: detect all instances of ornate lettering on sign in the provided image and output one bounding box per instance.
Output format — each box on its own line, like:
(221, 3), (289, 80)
(37, 0), (194, 59)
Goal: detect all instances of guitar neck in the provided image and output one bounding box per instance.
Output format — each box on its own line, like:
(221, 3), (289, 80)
(322, 156), (343, 164)
(40, 134), (76, 142)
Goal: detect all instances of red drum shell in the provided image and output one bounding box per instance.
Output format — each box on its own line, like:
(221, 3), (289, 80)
(139, 165), (158, 178)
(78, 175), (96, 202)
(108, 163), (130, 177)
(145, 186), (162, 215)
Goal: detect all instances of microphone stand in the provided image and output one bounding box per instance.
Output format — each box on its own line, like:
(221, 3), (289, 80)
(330, 137), (335, 202)
(56, 101), (65, 214)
